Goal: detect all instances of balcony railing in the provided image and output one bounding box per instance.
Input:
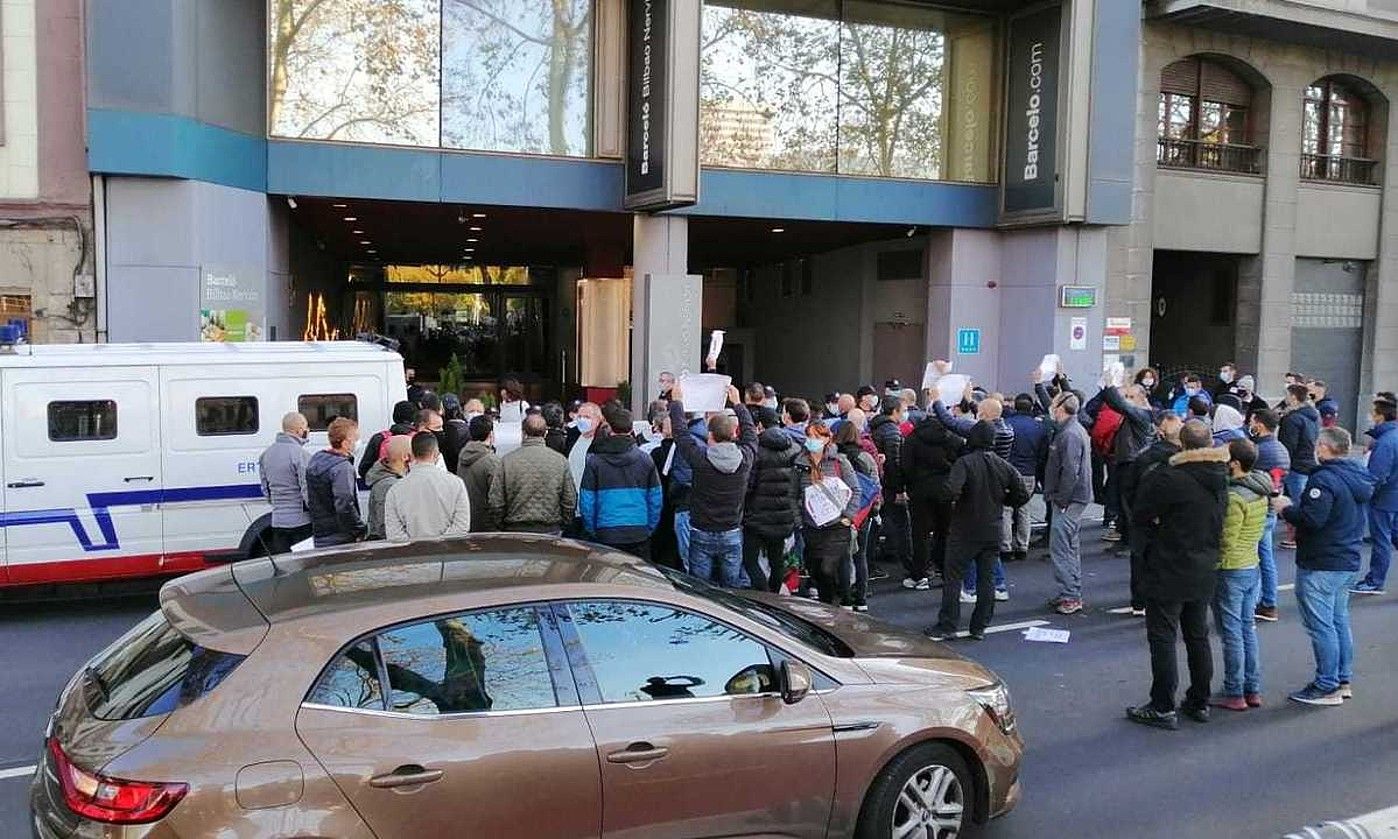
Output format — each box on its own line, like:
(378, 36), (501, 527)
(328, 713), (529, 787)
(1300, 153), (1379, 185)
(1156, 137), (1264, 175)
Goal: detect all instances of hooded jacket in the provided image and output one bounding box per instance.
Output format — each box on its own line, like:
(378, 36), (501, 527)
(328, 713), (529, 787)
(1282, 458), (1377, 571)
(941, 421), (1031, 544)
(868, 414), (905, 495)
(1279, 404), (1321, 474)
(259, 431), (310, 528)
(579, 433), (663, 546)
(1219, 470), (1274, 570)
(456, 441), (501, 531)
(307, 449), (366, 546)
(744, 428), (802, 539)
(365, 458), (403, 540)
(1365, 420), (1398, 512)
(670, 401), (758, 532)
(1131, 446), (1230, 601)
(489, 436), (577, 532)
(1211, 405), (1248, 446)
(901, 416), (966, 500)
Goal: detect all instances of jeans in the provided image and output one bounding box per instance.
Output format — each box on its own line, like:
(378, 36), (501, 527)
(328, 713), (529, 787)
(741, 530), (788, 592)
(1145, 599), (1213, 713)
(674, 509), (692, 572)
(1258, 510), (1278, 607)
(840, 519), (872, 604)
(938, 541), (999, 635)
(1363, 506), (1398, 587)
(962, 555), (1006, 593)
(1212, 567), (1262, 697)
(1049, 502), (1087, 599)
(688, 527), (743, 588)
(1282, 472), (1308, 544)
(1001, 474), (1037, 553)
(1294, 568), (1357, 692)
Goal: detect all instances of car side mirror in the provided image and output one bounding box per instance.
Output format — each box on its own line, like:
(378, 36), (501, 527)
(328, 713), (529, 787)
(780, 659), (812, 705)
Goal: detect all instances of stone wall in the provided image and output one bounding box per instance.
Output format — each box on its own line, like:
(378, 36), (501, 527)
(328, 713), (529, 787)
(0, 223), (94, 343)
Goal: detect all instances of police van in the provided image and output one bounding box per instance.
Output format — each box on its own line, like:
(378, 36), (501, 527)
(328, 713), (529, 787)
(0, 341), (403, 589)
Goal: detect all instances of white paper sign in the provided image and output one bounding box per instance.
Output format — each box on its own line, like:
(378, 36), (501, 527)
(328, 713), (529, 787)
(803, 477), (853, 527)
(921, 360), (953, 391)
(1102, 360), (1126, 388)
(680, 373), (732, 413)
(1024, 626), (1070, 643)
(1038, 354), (1060, 381)
(935, 374), (970, 406)
(706, 330), (725, 368)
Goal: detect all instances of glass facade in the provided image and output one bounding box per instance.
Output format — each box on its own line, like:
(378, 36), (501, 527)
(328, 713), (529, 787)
(269, 0), (593, 156)
(699, 0), (997, 181)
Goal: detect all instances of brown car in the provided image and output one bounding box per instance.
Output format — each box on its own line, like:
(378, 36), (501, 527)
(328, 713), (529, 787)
(30, 535), (1022, 838)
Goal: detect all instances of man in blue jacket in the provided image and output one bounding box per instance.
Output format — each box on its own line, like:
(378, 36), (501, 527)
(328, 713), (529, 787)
(1003, 394), (1048, 563)
(1354, 395), (1398, 594)
(1274, 427), (1376, 706)
(579, 404), (664, 560)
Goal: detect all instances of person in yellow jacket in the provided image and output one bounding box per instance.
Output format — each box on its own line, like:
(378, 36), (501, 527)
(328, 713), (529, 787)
(1212, 438), (1275, 711)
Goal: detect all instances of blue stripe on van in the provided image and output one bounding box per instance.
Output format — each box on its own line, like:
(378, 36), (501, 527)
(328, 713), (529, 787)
(0, 484), (264, 552)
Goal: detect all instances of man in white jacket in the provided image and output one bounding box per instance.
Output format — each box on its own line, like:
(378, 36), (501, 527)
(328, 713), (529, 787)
(384, 432), (472, 542)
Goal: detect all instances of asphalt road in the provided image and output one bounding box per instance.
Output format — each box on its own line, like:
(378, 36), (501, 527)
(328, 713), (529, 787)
(1, 522), (1395, 838)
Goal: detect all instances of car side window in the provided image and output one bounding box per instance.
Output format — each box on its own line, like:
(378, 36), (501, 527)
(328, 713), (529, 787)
(376, 607), (557, 716)
(565, 601), (777, 704)
(307, 640), (384, 711)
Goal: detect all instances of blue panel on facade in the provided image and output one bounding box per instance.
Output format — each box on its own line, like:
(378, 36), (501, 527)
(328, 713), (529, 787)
(267, 141), (442, 202)
(1085, 0), (1140, 225)
(680, 168), (998, 228)
(439, 154), (623, 211)
(87, 109), (267, 193)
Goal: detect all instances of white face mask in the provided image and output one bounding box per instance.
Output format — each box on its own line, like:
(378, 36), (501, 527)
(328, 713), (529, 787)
(826, 403), (839, 415)
(1219, 370), (1233, 384)
(1141, 378), (1155, 389)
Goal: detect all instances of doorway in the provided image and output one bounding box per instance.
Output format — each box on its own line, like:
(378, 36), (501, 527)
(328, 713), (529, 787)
(1150, 251), (1239, 379)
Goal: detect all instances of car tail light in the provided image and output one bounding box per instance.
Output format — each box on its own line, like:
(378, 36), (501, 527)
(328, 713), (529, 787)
(47, 738), (188, 824)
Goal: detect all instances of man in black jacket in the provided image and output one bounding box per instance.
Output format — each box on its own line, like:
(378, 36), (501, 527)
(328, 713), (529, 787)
(742, 409), (802, 591)
(926, 421), (1031, 641)
(1127, 420), (1229, 730)
(869, 397), (908, 573)
(670, 384), (758, 587)
(1122, 411), (1184, 615)
(1100, 383), (1158, 548)
(901, 412), (965, 590)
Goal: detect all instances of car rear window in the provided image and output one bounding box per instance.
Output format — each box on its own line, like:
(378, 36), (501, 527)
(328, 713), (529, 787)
(84, 611), (245, 721)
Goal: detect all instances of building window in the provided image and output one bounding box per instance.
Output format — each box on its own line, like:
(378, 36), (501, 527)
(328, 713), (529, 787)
(48, 400), (118, 442)
(700, 0), (997, 182)
(1156, 57), (1260, 174)
(195, 397), (260, 437)
(1302, 77), (1376, 184)
(298, 393), (358, 431)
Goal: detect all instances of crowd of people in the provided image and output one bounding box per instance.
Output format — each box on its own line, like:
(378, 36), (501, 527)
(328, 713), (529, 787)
(256, 360), (1397, 724)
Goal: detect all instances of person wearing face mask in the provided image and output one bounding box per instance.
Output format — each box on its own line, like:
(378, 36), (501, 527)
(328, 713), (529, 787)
(566, 402), (603, 493)
(836, 415), (881, 611)
(761, 386), (780, 412)
(1234, 375), (1267, 421)
(796, 421), (862, 604)
(1278, 384), (1321, 549)
(259, 411), (313, 553)
(1135, 368), (1165, 409)
(1213, 362), (1239, 399)
(306, 417), (367, 547)
(1353, 395), (1398, 595)
(657, 370), (676, 401)
(1171, 374), (1213, 418)
(366, 435), (412, 541)
(1246, 409), (1289, 621)
(857, 386), (880, 414)
(823, 392), (842, 420)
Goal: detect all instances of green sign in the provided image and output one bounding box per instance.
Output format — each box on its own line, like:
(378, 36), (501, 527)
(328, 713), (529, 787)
(1059, 285), (1097, 308)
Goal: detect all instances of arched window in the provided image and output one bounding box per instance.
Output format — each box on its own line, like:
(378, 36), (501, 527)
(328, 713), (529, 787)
(1302, 77), (1375, 184)
(1157, 57), (1260, 173)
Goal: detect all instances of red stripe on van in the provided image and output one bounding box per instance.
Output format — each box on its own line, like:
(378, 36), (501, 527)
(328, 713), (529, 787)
(3, 551), (237, 587)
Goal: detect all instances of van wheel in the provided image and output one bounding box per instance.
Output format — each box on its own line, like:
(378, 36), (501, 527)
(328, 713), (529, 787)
(856, 742), (976, 839)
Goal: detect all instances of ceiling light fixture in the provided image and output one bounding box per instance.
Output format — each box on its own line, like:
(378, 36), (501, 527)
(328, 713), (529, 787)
(352, 229), (364, 234)
(359, 240), (371, 245)
(466, 238), (479, 243)
(771, 227), (786, 233)
(344, 216), (357, 222)
(472, 212), (487, 218)
(332, 203), (348, 208)
(286, 196), (298, 210)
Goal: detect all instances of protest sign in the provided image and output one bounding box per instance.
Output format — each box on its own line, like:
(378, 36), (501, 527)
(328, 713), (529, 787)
(681, 373), (732, 413)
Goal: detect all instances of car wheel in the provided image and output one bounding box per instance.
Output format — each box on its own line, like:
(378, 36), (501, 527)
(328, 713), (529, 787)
(856, 742), (976, 839)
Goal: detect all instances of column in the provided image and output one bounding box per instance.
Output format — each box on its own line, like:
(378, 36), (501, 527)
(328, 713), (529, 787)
(1255, 77), (1304, 400)
(1369, 101), (1398, 400)
(631, 214), (701, 411)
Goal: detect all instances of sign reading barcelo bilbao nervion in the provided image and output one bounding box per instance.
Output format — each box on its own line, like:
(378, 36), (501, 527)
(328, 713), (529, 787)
(1001, 2), (1063, 221)
(625, 0), (700, 212)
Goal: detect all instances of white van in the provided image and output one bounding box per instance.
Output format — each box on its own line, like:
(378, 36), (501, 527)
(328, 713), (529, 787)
(0, 341), (403, 589)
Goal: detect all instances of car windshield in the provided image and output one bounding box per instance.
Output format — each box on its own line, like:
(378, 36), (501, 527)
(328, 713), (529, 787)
(659, 568), (854, 658)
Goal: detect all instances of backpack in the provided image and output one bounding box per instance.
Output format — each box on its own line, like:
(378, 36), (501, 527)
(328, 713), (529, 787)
(1091, 405), (1123, 458)
(842, 458), (882, 529)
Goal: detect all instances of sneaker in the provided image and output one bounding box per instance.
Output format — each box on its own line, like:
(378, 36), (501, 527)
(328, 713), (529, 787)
(1055, 598), (1083, 615)
(903, 576), (930, 590)
(1126, 703), (1179, 731)
(966, 630), (986, 641)
(1208, 696), (1248, 712)
(840, 604), (855, 612)
(869, 567), (890, 582)
(1339, 682), (1353, 700)
(1181, 705), (1211, 723)
(1254, 605), (1279, 622)
(1279, 538), (1297, 550)
(853, 601), (870, 613)
(1244, 693), (1263, 708)
(994, 588), (1010, 602)
(1350, 581), (1385, 595)
(1102, 525), (1122, 542)
(960, 589), (977, 604)
(1130, 606), (1147, 618)
(1288, 684), (1344, 706)
(923, 626), (954, 642)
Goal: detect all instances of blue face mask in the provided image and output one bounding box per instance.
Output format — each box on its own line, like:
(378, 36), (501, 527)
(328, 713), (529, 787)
(576, 417), (593, 434)
(805, 437), (825, 453)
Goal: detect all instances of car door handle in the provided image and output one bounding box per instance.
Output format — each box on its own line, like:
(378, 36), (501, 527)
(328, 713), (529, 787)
(606, 743), (669, 764)
(6, 479), (43, 488)
(123, 475), (156, 483)
(368, 765), (444, 789)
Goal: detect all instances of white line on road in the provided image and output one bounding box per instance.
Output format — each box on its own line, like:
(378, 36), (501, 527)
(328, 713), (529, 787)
(953, 619), (1051, 638)
(1106, 582), (1297, 615)
(0, 764), (35, 780)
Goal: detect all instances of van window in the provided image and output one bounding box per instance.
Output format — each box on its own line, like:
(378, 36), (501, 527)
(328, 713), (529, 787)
(85, 611), (245, 720)
(299, 393), (358, 431)
(48, 400), (118, 441)
(195, 396), (259, 436)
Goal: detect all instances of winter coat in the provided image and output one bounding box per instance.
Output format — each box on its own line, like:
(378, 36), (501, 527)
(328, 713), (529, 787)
(545, 427), (568, 455)
(259, 432), (310, 528)
(1252, 433), (1291, 482)
(901, 416), (965, 500)
(1101, 386), (1157, 463)
(667, 415), (711, 512)
(1282, 458), (1377, 572)
(579, 434), (663, 546)
(1279, 404), (1321, 474)
(307, 449), (366, 547)
(744, 429), (802, 540)
(1211, 405), (1248, 447)
(1170, 389), (1213, 418)
(358, 422), (414, 482)
(488, 437), (577, 532)
(794, 448), (861, 530)
(1365, 420), (1398, 512)
(1044, 418), (1092, 509)
(384, 463), (472, 542)
(456, 441), (501, 532)
(365, 459), (402, 540)
(1219, 470), (1274, 570)
(1004, 411), (1049, 478)
(441, 418), (470, 474)
(940, 423), (1030, 544)
(670, 401), (758, 532)
(1131, 446), (1230, 601)
(868, 414), (905, 495)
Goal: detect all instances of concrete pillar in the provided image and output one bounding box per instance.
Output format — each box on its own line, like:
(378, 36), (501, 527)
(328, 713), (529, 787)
(631, 214), (701, 411)
(1255, 77), (1305, 400)
(1369, 100), (1398, 403)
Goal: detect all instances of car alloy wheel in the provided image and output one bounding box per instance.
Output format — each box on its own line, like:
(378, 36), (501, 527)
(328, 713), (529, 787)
(892, 764), (965, 838)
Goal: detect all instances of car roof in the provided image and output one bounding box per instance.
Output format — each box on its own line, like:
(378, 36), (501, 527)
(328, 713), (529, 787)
(223, 535), (674, 626)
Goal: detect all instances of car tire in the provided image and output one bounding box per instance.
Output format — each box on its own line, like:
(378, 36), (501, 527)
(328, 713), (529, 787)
(856, 742), (977, 839)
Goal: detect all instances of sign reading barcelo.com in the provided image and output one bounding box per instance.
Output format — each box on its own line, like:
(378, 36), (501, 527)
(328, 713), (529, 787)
(1002, 3), (1062, 218)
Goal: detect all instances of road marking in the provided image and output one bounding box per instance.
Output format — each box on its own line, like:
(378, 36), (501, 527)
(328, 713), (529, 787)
(0, 764), (36, 780)
(952, 619), (1050, 638)
(1106, 583), (1296, 615)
